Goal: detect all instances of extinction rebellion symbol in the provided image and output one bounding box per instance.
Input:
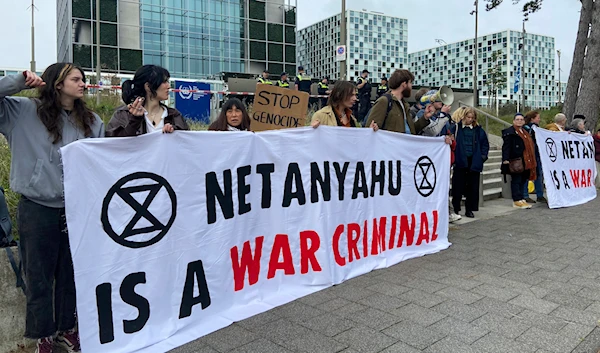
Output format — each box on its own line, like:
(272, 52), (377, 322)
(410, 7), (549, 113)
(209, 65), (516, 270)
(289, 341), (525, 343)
(101, 172), (177, 249)
(414, 156), (437, 197)
(545, 137), (558, 163)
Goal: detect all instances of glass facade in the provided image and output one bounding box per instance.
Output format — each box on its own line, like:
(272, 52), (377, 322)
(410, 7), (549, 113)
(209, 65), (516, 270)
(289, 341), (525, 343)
(58, 0), (297, 79)
(409, 30), (558, 109)
(297, 10), (408, 82)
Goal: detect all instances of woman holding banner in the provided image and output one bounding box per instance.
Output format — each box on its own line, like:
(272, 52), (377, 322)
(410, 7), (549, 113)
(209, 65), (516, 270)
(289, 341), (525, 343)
(106, 65), (189, 137)
(501, 113), (537, 209)
(0, 64), (105, 353)
(595, 130), (600, 189)
(208, 98), (252, 131)
(311, 81), (378, 130)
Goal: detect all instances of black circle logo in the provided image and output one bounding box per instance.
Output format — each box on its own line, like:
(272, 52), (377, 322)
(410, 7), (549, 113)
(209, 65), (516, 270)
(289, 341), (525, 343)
(101, 172), (177, 248)
(545, 138), (557, 162)
(414, 156), (437, 197)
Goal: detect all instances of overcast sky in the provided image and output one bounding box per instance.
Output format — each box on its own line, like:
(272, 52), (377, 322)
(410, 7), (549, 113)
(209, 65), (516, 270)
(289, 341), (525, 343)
(0, 0), (581, 82)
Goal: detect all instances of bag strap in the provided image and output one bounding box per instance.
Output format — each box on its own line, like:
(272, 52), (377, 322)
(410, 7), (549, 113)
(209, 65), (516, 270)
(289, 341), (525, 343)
(0, 187), (26, 294)
(380, 93), (394, 130)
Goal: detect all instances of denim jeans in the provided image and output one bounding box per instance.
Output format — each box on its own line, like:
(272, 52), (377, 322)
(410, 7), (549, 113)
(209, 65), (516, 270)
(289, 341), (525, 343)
(511, 170), (531, 202)
(523, 163), (544, 198)
(18, 197), (77, 339)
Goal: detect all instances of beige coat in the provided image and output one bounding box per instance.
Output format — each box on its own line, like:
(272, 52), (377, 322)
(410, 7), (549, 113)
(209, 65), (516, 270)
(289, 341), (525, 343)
(311, 105), (361, 127)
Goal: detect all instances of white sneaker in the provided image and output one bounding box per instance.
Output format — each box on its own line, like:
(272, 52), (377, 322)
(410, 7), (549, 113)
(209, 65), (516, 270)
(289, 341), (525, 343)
(449, 213), (462, 223)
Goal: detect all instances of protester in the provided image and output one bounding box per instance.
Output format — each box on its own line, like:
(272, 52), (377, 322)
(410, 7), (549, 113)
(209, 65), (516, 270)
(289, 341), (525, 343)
(417, 90), (452, 135)
(356, 69), (372, 123)
(545, 113), (567, 132)
(208, 98), (251, 131)
(376, 76), (388, 99)
(502, 113), (537, 209)
(275, 72), (290, 88)
(317, 76), (331, 108)
(409, 87), (429, 121)
(594, 130), (600, 189)
(450, 107), (489, 218)
(106, 65), (188, 137)
(0, 64), (105, 352)
(569, 118), (589, 135)
(522, 111), (546, 203)
(365, 69), (430, 134)
(257, 70), (272, 85)
(311, 81), (362, 128)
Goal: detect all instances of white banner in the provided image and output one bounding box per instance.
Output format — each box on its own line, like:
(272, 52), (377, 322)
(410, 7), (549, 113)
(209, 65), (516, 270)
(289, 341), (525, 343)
(533, 126), (597, 208)
(61, 127), (451, 353)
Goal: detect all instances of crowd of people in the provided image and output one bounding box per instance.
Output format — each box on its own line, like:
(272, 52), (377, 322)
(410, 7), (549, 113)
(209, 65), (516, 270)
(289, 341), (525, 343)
(0, 61), (598, 353)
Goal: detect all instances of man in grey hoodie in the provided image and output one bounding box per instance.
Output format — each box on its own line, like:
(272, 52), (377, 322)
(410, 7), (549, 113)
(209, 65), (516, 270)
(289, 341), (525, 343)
(0, 63), (104, 353)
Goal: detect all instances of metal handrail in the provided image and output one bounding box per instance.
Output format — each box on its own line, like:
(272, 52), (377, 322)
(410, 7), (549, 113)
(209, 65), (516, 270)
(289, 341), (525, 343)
(458, 101), (511, 134)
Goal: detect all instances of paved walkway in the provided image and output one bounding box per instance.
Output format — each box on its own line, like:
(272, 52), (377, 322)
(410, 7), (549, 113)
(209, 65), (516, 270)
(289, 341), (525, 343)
(171, 197), (600, 353)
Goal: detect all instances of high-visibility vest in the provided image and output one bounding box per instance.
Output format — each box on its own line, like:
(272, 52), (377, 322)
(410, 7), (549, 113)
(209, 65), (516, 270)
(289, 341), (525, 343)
(277, 80), (290, 88)
(258, 77), (273, 85)
(318, 82), (328, 89)
(378, 84), (388, 91)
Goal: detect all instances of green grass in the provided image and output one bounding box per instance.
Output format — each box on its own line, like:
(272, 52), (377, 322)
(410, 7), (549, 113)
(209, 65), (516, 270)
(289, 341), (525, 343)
(0, 137), (18, 239)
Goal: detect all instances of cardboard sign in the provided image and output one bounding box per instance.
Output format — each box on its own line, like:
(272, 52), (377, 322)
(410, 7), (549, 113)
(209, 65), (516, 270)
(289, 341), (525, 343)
(251, 84), (309, 131)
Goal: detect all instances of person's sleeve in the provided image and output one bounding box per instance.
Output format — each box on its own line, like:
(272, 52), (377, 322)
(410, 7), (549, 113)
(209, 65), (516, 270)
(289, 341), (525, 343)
(105, 110), (144, 137)
(0, 74), (30, 135)
(502, 134), (510, 162)
(365, 97), (387, 128)
(414, 116), (430, 134)
(480, 129), (490, 161)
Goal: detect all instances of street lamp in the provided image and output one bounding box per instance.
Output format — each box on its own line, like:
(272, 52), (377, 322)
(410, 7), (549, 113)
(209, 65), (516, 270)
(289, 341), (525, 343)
(470, 0), (479, 107)
(340, 0), (347, 80)
(557, 49), (562, 104)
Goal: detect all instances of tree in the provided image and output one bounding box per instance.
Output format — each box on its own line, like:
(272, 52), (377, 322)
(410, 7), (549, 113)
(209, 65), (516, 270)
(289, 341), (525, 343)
(485, 50), (508, 111)
(486, 0), (600, 130)
(563, 0), (593, 123)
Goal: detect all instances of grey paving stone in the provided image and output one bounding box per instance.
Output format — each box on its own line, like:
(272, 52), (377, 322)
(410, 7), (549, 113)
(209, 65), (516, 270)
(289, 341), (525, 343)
(529, 259), (568, 272)
(342, 275), (385, 288)
(391, 303), (447, 327)
(431, 300), (487, 322)
(501, 271), (545, 286)
(569, 276), (600, 290)
(336, 302), (371, 317)
(334, 326), (398, 353)
(471, 313), (531, 339)
(500, 261), (541, 275)
(471, 283), (520, 302)
(535, 279), (583, 295)
(508, 294), (560, 314)
(472, 255), (507, 267)
(330, 285), (378, 302)
(543, 292), (593, 311)
(379, 341), (421, 353)
(571, 326), (600, 353)
(534, 270), (574, 284)
(423, 336), (480, 353)
(516, 326), (581, 353)
(357, 293), (409, 311)
(197, 324), (259, 352)
(577, 287), (600, 302)
(255, 319), (347, 353)
(298, 288), (340, 306)
(272, 301), (326, 323)
(228, 338), (293, 353)
(428, 316), (489, 344)
(169, 343), (220, 353)
(403, 278), (449, 293)
(235, 309), (282, 331)
(585, 302), (600, 314)
(471, 332), (538, 353)
(562, 266), (599, 280)
(316, 298), (353, 312)
(408, 269), (448, 282)
(511, 309), (568, 334)
(440, 266), (480, 278)
(348, 307), (403, 330)
(435, 275), (482, 291)
(435, 286), (483, 305)
(552, 306), (600, 326)
(296, 313), (355, 337)
(398, 289), (447, 308)
(372, 272), (414, 286)
(382, 321), (446, 350)
(365, 282), (412, 297)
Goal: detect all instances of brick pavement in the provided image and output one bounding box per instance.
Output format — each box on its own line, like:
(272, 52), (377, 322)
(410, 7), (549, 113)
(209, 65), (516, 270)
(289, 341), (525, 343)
(170, 197), (600, 353)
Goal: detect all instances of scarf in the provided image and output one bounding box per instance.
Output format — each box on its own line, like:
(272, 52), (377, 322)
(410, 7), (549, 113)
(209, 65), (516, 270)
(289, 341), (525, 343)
(227, 125), (246, 131)
(332, 105), (354, 127)
(516, 127), (537, 180)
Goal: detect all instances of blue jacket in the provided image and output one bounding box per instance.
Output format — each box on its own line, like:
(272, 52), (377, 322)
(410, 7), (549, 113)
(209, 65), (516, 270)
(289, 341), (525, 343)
(451, 122), (490, 172)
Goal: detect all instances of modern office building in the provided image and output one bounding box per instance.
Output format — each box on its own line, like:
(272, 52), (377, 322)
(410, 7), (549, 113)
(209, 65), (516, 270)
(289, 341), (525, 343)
(297, 10), (408, 82)
(57, 0), (297, 79)
(408, 30), (558, 109)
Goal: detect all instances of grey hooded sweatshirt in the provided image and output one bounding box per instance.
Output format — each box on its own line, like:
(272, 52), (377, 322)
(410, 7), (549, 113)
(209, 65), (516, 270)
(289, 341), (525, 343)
(0, 73), (105, 208)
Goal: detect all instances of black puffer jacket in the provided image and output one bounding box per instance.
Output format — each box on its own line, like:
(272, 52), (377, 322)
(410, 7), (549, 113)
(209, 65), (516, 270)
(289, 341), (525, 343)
(501, 126), (525, 175)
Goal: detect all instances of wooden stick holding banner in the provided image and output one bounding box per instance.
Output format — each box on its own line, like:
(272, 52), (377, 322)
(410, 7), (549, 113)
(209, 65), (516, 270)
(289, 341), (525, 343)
(251, 85), (309, 131)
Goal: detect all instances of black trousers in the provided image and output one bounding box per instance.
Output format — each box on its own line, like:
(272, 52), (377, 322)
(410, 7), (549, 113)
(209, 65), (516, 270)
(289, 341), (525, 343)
(452, 160), (481, 213)
(510, 170), (531, 202)
(358, 95), (371, 123)
(18, 197), (77, 339)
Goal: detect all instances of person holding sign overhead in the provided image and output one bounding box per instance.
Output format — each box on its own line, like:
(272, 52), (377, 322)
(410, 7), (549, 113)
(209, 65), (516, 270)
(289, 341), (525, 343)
(106, 65), (188, 137)
(209, 98), (251, 131)
(311, 81), (378, 130)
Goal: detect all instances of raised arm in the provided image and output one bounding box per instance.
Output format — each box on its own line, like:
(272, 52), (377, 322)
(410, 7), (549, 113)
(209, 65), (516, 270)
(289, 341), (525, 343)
(0, 71), (45, 135)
